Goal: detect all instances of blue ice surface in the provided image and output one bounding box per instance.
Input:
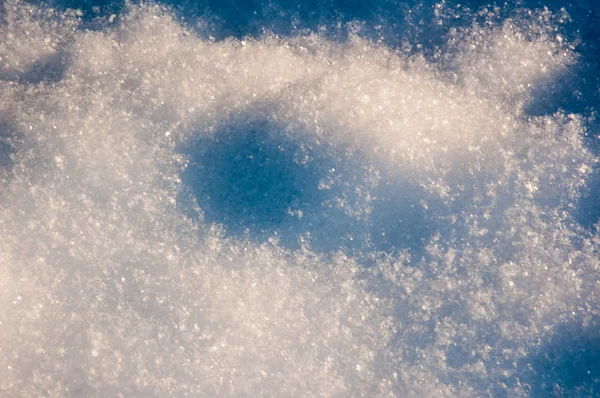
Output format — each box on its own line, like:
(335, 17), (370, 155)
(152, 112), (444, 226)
(14, 0), (600, 395)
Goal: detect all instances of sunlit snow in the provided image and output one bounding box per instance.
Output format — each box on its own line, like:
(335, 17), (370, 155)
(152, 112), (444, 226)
(0, 0), (599, 396)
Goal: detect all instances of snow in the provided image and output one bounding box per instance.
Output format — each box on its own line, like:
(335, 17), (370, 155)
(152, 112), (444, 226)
(0, 1), (599, 396)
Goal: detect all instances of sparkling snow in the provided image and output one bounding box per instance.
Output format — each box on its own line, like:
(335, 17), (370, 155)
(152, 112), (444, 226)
(0, 1), (599, 396)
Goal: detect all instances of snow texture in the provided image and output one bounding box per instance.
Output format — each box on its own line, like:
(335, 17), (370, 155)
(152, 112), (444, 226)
(0, 0), (599, 396)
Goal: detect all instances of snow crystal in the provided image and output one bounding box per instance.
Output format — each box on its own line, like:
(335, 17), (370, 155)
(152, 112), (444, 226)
(0, 1), (599, 396)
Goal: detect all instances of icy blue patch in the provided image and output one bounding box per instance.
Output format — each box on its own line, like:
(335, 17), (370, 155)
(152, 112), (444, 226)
(526, 319), (600, 396)
(180, 117), (439, 258)
(181, 119), (324, 242)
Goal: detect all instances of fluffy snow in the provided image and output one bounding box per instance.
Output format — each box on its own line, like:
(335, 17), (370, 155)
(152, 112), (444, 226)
(0, 1), (599, 396)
